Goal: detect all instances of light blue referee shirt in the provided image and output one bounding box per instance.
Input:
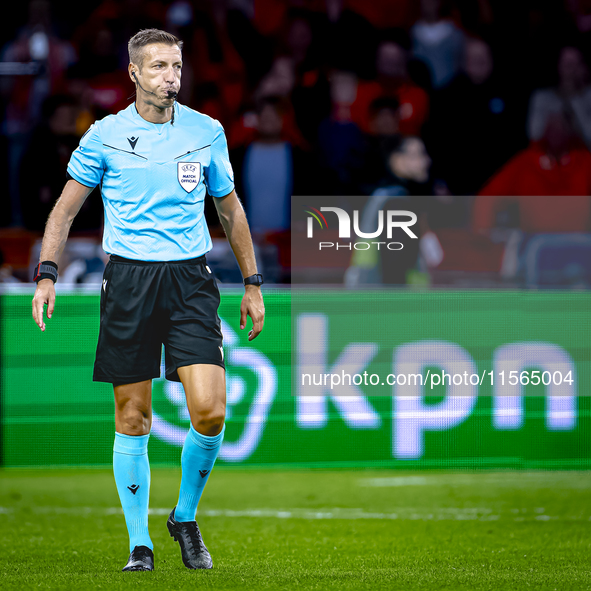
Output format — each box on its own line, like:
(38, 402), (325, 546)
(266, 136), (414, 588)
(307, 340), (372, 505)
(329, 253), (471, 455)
(67, 103), (235, 261)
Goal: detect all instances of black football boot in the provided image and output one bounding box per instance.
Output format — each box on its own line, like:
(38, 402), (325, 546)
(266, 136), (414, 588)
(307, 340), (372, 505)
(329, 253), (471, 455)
(122, 545), (154, 572)
(167, 507), (213, 569)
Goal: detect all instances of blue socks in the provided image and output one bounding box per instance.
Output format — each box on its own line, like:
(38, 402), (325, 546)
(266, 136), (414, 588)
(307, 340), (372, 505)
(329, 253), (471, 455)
(113, 426), (224, 548)
(175, 424), (225, 522)
(113, 432), (153, 552)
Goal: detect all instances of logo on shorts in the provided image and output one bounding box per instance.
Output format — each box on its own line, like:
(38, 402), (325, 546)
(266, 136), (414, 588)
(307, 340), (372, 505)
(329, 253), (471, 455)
(219, 346), (224, 361)
(177, 162), (201, 193)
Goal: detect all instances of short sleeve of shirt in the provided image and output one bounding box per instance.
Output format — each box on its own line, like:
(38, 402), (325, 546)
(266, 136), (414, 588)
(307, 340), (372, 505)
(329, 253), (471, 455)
(67, 123), (105, 188)
(205, 121), (235, 198)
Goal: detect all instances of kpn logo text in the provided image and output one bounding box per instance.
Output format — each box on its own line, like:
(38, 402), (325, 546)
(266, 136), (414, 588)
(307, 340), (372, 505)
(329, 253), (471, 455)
(305, 206), (418, 250)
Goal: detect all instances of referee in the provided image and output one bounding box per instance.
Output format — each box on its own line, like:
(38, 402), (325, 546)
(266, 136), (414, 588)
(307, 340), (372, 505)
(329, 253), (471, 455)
(31, 29), (265, 572)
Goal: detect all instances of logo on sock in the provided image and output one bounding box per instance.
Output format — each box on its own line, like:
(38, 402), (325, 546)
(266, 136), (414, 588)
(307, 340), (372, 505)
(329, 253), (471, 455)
(127, 484), (140, 495)
(199, 470), (210, 478)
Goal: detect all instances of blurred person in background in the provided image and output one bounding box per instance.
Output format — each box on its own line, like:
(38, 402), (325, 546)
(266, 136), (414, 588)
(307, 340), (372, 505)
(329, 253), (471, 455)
(68, 24), (131, 117)
(284, 14), (332, 145)
(317, 69), (366, 194)
(182, 3), (247, 127)
(19, 95), (102, 233)
(527, 45), (591, 151)
(411, 0), (465, 89)
(256, 56), (296, 100)
(372, 135), (433, 198)
(231, 95), (317, 235)
(347, 136), (433, 286)
(317, 0), (378, 78)
(367, 97), (401, 138)
(426, 37), (525, 195)
(1, 0), (77, 226)
(566, 0), (591, 34)
(361, 96), (402, 190)
(227, 57), (304, 151)
(475, 112), (591, 233)
(226, 1), (274, 88)
(283, 13), (317, 77)
(230, 10), (329, 146)
(1, 0), (77, 128)
(351, 40), (430, 136)
(230, 93), (320, 283)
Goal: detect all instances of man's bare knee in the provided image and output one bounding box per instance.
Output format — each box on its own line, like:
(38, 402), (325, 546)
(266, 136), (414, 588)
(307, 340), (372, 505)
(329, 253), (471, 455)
(114, 381), (152, 435)
(191, 407), (225, 436)
(117, 402), (151, 435)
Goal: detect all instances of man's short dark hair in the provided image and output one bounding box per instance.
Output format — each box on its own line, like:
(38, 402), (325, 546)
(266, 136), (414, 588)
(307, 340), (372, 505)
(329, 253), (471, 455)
(128, 29), (183, 70)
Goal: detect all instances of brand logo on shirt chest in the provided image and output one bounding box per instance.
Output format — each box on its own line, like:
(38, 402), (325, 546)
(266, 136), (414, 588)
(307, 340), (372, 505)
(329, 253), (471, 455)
(177, 162), (201, 193)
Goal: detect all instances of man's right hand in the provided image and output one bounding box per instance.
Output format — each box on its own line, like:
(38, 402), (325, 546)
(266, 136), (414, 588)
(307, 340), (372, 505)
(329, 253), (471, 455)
(30, 179), (92, 332)
(32, 279), (56, 332)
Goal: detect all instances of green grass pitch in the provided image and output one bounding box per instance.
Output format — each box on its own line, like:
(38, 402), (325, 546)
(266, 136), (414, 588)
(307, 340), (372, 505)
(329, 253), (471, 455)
(1, 468), (591, 590)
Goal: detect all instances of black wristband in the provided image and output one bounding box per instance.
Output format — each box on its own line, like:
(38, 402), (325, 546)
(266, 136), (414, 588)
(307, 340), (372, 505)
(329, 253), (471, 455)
(243, 273), (264, 286)
(34, 261), (58, 283)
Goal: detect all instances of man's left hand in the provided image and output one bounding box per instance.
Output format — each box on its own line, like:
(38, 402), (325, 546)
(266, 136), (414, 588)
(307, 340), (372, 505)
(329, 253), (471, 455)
(240, 285), (265, 341)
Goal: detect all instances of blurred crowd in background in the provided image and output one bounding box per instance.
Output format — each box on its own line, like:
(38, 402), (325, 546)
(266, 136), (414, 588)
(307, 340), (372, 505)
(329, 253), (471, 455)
(1, 0), (591, 287)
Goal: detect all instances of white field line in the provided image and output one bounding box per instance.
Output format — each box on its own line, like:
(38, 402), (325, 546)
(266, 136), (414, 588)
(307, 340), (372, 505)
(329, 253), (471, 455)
(0, 506), (585, 521)
(359, 474), (591, 489)
(359, 477), (429, 487)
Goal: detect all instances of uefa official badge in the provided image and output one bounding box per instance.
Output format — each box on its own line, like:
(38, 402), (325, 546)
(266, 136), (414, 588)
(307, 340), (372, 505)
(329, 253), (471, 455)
(177, 162), (201, 192)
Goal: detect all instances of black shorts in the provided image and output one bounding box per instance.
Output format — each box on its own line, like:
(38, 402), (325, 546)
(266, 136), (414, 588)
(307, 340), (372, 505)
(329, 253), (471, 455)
(93, 255), (225, 385)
